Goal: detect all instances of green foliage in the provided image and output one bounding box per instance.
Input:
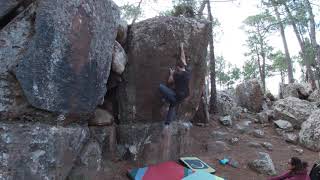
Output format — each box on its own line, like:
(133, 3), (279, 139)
(269, 50), (287, 74)
(120, 3), (143, 22)
(242, 58), (259, 80)
(216, 56), (241, 88)
(171, 3), (196, 17)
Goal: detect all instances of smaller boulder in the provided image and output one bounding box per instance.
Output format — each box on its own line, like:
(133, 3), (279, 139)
(207, 141), (230, 154)
(248, 142), (263, 148)
(262, 142), (273, 151)
(89, 108), (114, 126)
(274, 120), (293, 131)
(284, 133), (298, 144)
(236, 79), (264, 113)
(116, 19), (128, 45)
(112, 41), (128, 75)
(252, 130), (265, 138)
(235, 121), (252, 134)
(308, 89), (320, 103)
(220, 115), (232, 126)
(248, 152), (276, 176)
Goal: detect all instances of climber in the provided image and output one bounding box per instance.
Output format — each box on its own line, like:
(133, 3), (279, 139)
(159, 42), (191, 126)
(268, 157), (310, 180)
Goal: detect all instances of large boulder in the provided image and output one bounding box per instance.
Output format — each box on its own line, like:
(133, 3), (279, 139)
(0, 4), (35, 118)
(0, 122), (89, 179)
(118, 17), (209, 123)
(299, 110), (320, 151)
(216, 90), (237, 116)
(273, 97), (317, 128)
(15, 0), (120, 114)
(279, 83), (312, 99)
(117, 121), (192, 163)
(236, 79), (264, 113)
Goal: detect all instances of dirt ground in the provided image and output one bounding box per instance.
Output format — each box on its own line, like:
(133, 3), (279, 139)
(109, 116), (319, 180)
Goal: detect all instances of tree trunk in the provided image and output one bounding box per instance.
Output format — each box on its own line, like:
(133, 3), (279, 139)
(207, 0), (217, 114)
(256, 45), (265, 92)
(284, 3), (316, 89)
(274, 5), (294, 83)
(305, 0), (320, 67)
(197, 1), (207, 18)
(131, 0), (143, 25)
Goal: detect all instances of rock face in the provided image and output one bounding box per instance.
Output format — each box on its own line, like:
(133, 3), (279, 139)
(280, 83), (312, 99)
(15, 0), (120, 114)
(0, 0), (25, 20)
(0, 122), (89, 180)
(308, 89), (320, 102)
(248, 152), (276, 176)
(216, 90), (237, 116)
(299, 110), (320, 151)
(112, 41), (127, 75)
(117, 121), (192, 163)
(118, 17), (209, 123)
(0, 4), (35, 118)
(273, 97), (317, 128)
(236, 79), (264, 113)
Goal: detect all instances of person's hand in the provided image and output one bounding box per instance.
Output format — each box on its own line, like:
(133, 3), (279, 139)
(169, 67), (175, 75)
(180, 42), (184, 49)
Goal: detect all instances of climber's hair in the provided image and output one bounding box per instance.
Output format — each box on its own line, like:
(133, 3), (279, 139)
(290, 157), (308, 174)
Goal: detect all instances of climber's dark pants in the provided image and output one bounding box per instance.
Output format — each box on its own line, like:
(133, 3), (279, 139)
(159, 84), (178, 125)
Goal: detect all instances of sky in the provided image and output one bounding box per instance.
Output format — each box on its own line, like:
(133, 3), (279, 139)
(113, 0), (320, 95)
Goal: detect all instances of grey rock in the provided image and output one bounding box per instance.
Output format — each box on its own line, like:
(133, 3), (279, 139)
(252, 130), (265, 138)
(299, 110), (320, 151)
(308, 89), (320, 103)
(80, 140), (102, 170)
(117, 121), (192, 163)
(248, 142), (263, 148)
(236, 79), (264, 113)
(88, 108), (114, 126)
(273, 97), (317, 128)
(284, 133), (298, 144)
(248, 152), (277, 176)
(16, 0), (120, 114)
(262, 142), (273, 151)
(280, 83), (312, 99)
(229, 159), (240, 168)
(211, 131), (229, 141)
(118, 17), (209, 123)
(207, 141), (230, 154)
(89, 126), (116, 158)
(235, 121), (251, 134)
(257, 111), (269, 124)
(220, 115), (232, 126)
(0, 122), (89, 180)
(112, 41), (127, 75)
(216, 90), (237, 116)
(0, 4), (35, 118)
(274, 120), (293, 131)
(293, 148), (304, 154)
(230, 137), (239, 145)
(116, 19), (128, 45)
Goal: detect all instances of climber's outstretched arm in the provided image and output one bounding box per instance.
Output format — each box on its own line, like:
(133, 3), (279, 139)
(180, 43), (187, 66)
